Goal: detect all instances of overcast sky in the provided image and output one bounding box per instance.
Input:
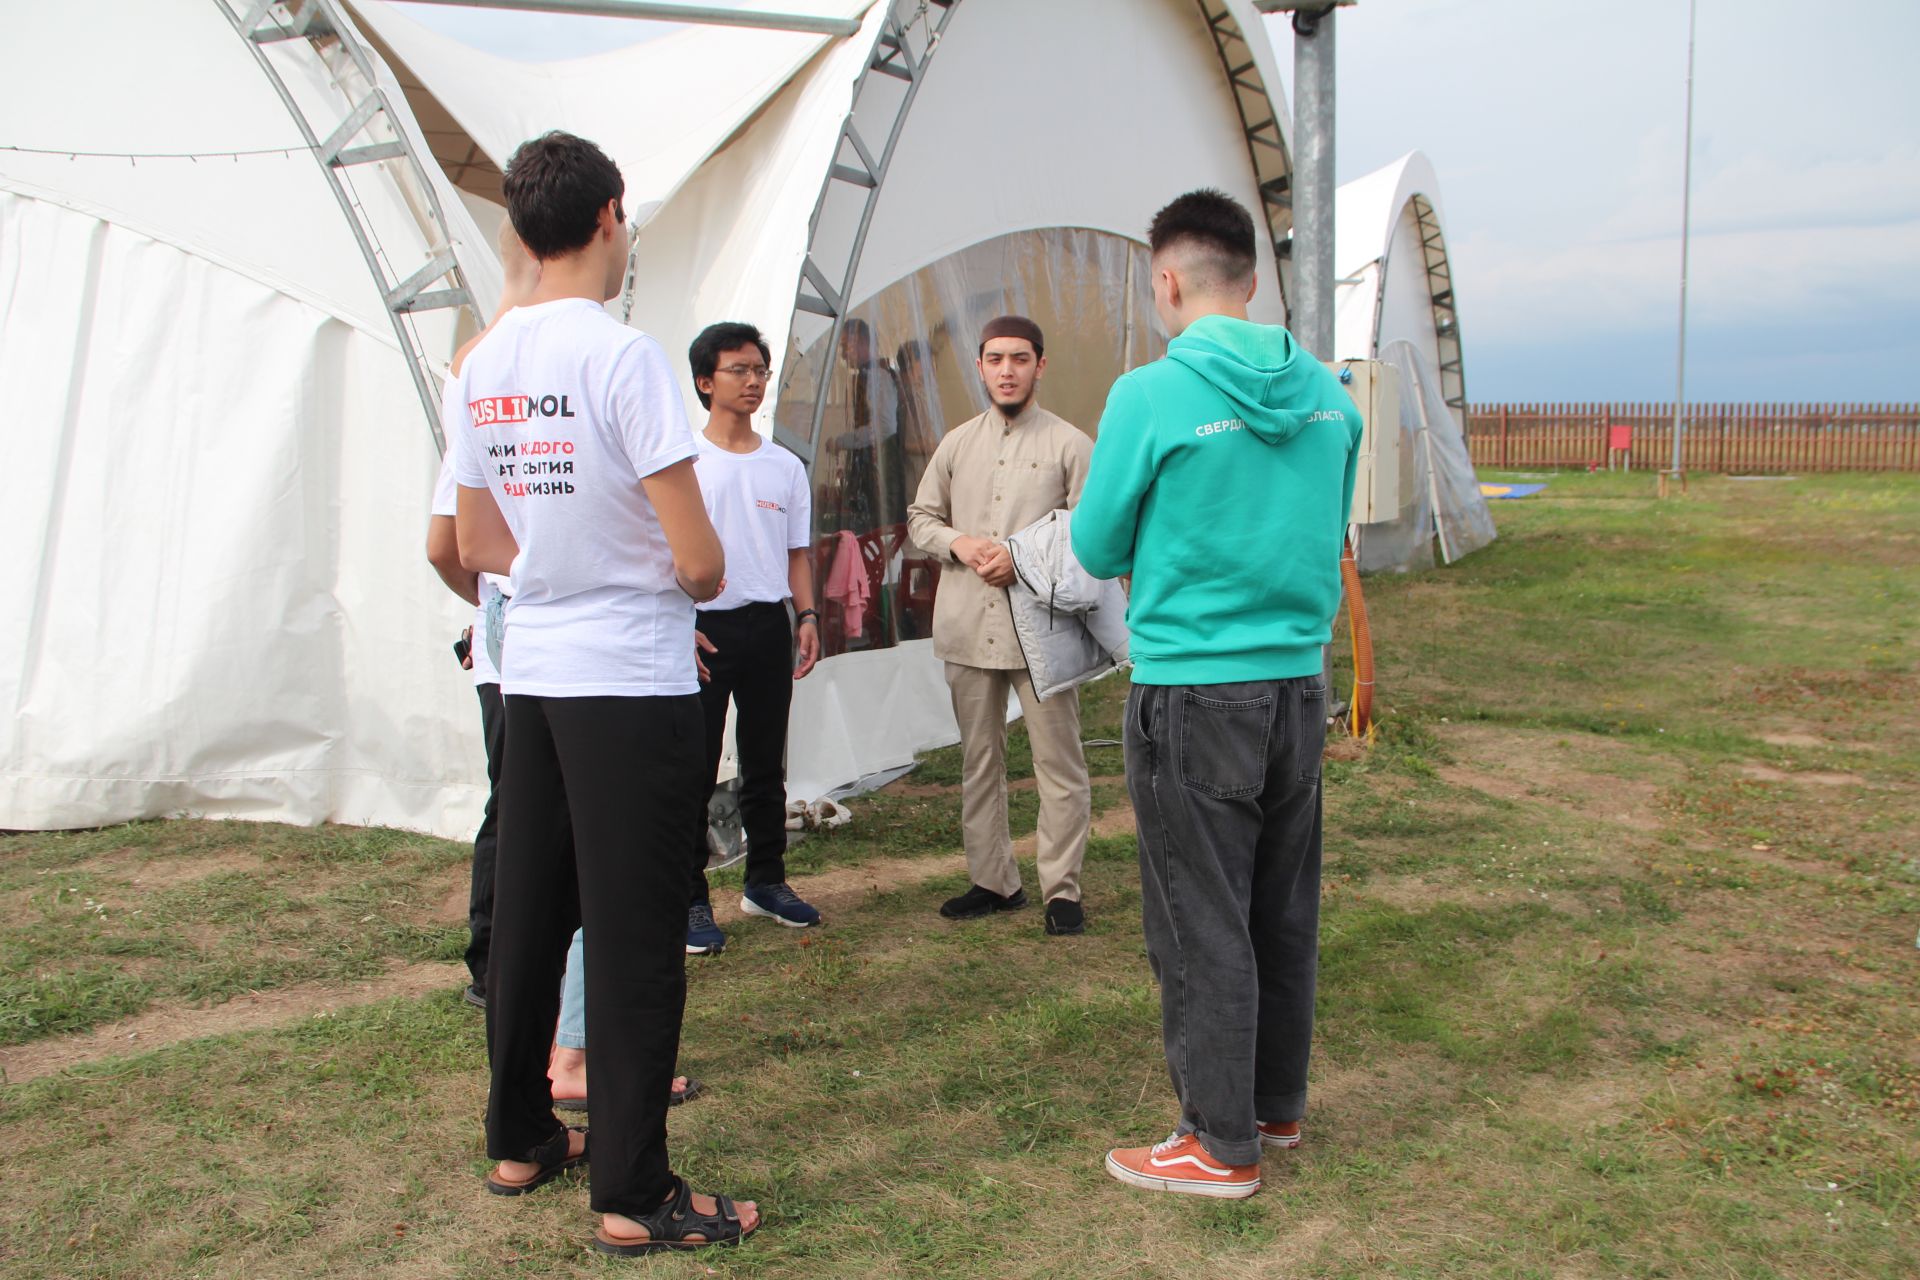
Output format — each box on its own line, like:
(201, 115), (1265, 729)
(396, 0), (1919, 403)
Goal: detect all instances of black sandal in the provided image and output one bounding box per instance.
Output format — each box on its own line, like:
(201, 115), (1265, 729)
(484, 1125), (588, 1196)
(591, 1174), (757, 1255)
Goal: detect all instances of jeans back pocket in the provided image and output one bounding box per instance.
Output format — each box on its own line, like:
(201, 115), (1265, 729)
(1300, 681), (1328, 784)
(1179, 690), (1274, 800)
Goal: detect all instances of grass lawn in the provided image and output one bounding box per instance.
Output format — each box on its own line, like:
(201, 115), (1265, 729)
(1, 470), (1915, 1278)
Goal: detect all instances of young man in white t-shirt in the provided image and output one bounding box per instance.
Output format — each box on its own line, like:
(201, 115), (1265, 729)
(683, 322), (821, 955)
(425, 216), (537, 1011)
(449, 131), (759, 1256)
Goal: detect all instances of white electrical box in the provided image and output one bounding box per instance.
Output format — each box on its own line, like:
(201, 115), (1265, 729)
(1329, 358), (1406, 526)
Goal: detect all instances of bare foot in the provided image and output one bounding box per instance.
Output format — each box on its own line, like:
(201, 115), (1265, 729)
(602, 1189), (759, 1244)
(546, 1063), (693, 1104)
(547, 1045), (587, 1099)
(493, 1127), (586, 1185)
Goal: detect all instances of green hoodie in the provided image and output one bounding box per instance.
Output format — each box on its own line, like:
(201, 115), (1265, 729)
(1070, 314), (1362, 684)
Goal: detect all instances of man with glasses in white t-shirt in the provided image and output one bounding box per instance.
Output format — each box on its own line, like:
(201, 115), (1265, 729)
(449, 130), (760, 1257)
(682, 321), (822, 956)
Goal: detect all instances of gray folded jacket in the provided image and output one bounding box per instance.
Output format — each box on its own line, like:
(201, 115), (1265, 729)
(1004, 509), (1131, 701)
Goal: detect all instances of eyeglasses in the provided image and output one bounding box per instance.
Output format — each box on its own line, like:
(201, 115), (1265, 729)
(717, 364), (772, 380)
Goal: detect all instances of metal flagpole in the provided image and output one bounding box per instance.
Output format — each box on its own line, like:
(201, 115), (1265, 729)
(1666, 0), (1698, 494)
(1290, 2), (1337, 360)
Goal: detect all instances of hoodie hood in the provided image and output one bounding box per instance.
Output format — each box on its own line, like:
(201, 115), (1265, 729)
(1165, 314), (1339, 445)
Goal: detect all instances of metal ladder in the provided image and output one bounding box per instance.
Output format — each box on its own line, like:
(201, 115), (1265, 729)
(212, 0), (483, 453)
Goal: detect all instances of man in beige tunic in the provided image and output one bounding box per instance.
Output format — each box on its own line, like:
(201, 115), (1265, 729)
(907, 315), (1095, 936)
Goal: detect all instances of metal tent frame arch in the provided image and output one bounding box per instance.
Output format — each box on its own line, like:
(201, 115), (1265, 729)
(772, 0), (1297, 463)
(212, 0), (486, 454)
(1369, 190), (1466, 415)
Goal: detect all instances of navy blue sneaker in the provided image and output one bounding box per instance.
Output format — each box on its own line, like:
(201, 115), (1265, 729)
(686, 903), (726, 955)
(740, 882), (822, 928)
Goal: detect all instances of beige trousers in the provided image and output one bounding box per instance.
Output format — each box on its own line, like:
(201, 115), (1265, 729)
(944, 661), (1091, 904)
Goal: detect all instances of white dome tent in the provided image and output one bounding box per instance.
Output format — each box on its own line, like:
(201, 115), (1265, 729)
(1331, 150), (1494, 571)
(1, 0), (1467, 839)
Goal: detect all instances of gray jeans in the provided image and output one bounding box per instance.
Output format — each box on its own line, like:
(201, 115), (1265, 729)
(1124, 677), (1326, 1166)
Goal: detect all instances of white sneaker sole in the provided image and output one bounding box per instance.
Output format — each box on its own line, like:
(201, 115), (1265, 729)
(740, 896), (819, 928)
(1104, 1153), (1259, 1199)
(1259, 1131), (1302, 1150)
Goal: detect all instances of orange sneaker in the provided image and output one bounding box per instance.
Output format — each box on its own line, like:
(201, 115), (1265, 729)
(1258, 1120), (1302, 1150)
(1104, 1132), (1261, 1199)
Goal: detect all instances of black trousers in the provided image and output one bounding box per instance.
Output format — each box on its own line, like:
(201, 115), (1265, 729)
(689, 602), (794, 906)
(485, 693), (704, 1214)
(465, 682), (504, 995)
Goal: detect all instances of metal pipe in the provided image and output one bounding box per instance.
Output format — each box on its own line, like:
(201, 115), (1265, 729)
(1668, 0), (1697, 481)
(398, 0), (864, 38)
(1291, 5), (1336, 358)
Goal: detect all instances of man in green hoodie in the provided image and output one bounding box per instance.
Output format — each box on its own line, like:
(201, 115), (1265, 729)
(1073, 189), (1362, 1200)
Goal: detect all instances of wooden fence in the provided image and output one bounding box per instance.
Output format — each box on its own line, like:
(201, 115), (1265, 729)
(1466, 403), (1920, 474)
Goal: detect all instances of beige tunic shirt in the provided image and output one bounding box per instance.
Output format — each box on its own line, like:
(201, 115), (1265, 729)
(908, 402), (1093, 668)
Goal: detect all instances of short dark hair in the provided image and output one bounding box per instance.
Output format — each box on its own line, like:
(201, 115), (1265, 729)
(1148, 188), (1257, 289)
(978, 314), (1044, 359)
(895, 337), (932, 370)
(502, 131), (625, 260)
(689, 322), (772, 409)
(841, 317), (873, 343)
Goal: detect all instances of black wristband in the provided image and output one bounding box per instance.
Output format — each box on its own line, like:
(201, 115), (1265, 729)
(795, 608), (820, 625)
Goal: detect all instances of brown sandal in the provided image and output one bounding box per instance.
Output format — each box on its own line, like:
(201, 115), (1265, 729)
(485, 1125), (588, 1196)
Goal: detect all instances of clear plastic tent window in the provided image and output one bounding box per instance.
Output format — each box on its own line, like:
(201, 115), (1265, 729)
(773, 226), (1165, 658)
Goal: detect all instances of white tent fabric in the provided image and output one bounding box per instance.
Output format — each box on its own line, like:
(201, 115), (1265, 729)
(849, 0), (1292, 314)
(0, 191), (485, 835)
(621, 4), (892, 428)
(0, 1), (498, 339)
(0, 0), (502, 836)
(347, 0), (868, 224)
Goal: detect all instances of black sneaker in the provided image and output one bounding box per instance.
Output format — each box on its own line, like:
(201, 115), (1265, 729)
(462, 984), (487, 1010)
(1044, 898), (1086, 936)
(940, 884), (1029, 919)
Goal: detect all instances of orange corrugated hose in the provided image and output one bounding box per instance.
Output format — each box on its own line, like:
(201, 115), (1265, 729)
(1340, 533), (1376, 741)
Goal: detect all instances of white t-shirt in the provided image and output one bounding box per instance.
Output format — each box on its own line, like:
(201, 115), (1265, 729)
(694, 433), (812, 613)
(448, 298), (699, 698)
(431, 451), (507, 686)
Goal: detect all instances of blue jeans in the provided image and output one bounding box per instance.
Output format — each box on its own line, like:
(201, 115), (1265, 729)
(557, 927), (586, 1049)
